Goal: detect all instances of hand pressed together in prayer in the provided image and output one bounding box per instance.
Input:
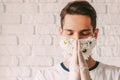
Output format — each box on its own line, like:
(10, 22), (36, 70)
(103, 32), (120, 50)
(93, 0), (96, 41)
(68, 40), (91, 80)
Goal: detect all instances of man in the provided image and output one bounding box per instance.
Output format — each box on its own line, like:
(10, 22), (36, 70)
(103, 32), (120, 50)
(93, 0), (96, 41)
(35, 1), (120, 80)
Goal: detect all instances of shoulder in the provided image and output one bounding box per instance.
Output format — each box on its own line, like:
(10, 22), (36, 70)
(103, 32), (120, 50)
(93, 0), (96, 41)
(99, 62), (120, 71)
(96, 62), (120, 78)
(90, 62), (120, 80)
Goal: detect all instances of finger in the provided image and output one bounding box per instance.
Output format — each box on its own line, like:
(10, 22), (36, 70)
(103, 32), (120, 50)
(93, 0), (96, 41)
(77, 40), (84, 66)
(73, 40), (78, 65)
(69, 40), (79, 70)
(77, 40), (81, 66)
(77, 41), (91, 80)
(77, 40), (87, 67)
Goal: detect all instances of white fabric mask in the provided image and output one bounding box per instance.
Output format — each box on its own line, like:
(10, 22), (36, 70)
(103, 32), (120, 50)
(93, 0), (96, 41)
(59, 36), (96, 60)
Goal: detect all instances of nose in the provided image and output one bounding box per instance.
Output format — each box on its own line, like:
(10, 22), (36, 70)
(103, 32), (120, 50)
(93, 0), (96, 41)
(73, 33), (80, 40)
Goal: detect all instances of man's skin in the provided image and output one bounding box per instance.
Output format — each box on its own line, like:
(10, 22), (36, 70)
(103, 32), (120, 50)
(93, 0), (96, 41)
(59, 14), (99, 80)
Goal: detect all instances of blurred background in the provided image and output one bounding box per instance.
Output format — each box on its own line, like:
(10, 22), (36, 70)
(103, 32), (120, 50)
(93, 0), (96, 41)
(0, 0), (120, 80)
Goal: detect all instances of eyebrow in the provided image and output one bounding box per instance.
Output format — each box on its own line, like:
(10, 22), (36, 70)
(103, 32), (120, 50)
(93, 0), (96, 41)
(63, 29), (91, 32)
(63, 29), (73, 31)
(81, 29), (91, 32)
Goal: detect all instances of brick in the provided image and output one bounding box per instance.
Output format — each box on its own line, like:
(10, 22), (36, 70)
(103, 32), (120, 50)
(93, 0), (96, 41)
(52, 35), (60, 46)
(0, 3), (4, 13)
(99, 46), (120, 57)
(39, 0), (56, 2)
(2, 24), (34, 35)
(0, 56), (18, 66)
(32, 45), (62, 56)
(19, 35), (52, 45)
(39, 3), (66, 13)
(92, 4), (107, 14)
(0, 45), (30, 56)
(6, 3), (38, 14)
(17, 77), (32, 80)
(0, 35), (17, 45)
(0, 67), (30, 77)
(32, 67), (48, 75)
(104, 25), (120, 35)
(41, 35), (52, 45)
(112, 47), (120, 57)
(100, 46), (113, 57)
(6, 4), (37, 14)
(106, 0), (118, 3)
(36, 24), (58, 34)
(97, 14), (120, 25)
(31, 67), (46, 78)
(0, 25), (2, 34)
(22, 14), (54, 24)
(97, 36), (105, 46)
(24, 0), (56, 3)
(55, 14), (60, 25)
(0, 14), (20, 24)
(19, 35), (43, 45)
(0, 0), (23, 3)
(92, 47), (101, 57)
(58, 0), (92, 3)
(96, 57), (120, 67)
(93, 0), (105, 3)
(24, 0), (40, 3)
(24, 0), (39, 3)
(55, 0), (70, 3)
(108, 4), (120, 14)
(19, 56), (53, 66)
(0, 78), (16, 80)
(97, 36), (120, 46)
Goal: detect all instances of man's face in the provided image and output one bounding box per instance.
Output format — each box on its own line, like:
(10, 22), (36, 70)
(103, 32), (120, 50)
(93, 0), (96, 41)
(59, 14), (98, 39)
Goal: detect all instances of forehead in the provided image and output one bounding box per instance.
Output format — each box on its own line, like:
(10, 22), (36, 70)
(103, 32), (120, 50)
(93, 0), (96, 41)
(63, 14), (92, 31)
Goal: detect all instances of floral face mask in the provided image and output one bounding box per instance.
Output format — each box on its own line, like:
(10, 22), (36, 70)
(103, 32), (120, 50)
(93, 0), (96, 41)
(59, 36), (96, 60)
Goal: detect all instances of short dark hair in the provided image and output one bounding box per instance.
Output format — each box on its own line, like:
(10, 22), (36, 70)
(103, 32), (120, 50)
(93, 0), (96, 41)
(60, 1), (97, 32)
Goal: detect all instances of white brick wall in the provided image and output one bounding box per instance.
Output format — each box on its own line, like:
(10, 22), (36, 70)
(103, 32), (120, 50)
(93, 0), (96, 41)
(19, 56), (53, 66)
(0, 3), (4, 13)
(0, 45), (31, 55)
(0, 56), (18, 66)
(0, 14), (20, 24)
(2, 24), (34, 35)
(0, 35), (17, 45)
(0, 0), (120, 80)
(0, 0), (23, 3)
(22, 14), (54, 24)
(0, 67), (30, 77)
(6, 3), (38, 14)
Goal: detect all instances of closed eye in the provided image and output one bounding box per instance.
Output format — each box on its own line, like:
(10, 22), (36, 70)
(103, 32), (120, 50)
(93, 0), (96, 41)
(79, 29), (92, 36)
(63, 29), (73, 35)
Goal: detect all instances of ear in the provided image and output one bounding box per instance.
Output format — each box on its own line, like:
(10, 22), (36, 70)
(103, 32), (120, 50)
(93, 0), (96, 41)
(58, 27), (63, 36)
(93, 28), (99, 38)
